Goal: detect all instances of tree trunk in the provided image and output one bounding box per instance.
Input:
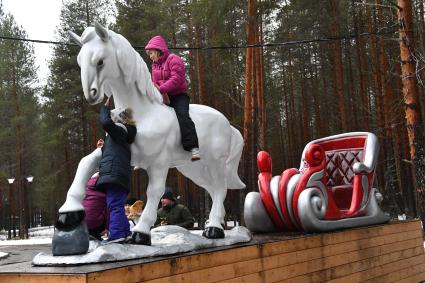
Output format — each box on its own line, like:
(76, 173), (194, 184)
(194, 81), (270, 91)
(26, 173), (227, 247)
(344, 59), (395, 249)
(186, 0), (198, 103)
(11, 54), (25, 239)
(255, 10), (266, 150)
(352, 0), (369, 127)
(376, 0), (402, 213)
(210, 17), (219, 109)
(415, 0), (425, 125)
(366, 4), (385, 190)
(397, 0), (425, 219)
(300, 49), (310, 143)
(195, 24), (207, 105)
(345, 41), (357, 130)
(329, 0), (347, 131)
(80, 95), (88, 156)
(287, 48), (296, 165)
(312, 45), (323, 137)
(243, 0), (256, 144)
(395, 59), (417, 217)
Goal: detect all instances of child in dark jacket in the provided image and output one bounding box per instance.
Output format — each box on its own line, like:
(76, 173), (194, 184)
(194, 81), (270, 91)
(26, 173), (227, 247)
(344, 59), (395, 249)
(96, 97), (137, 244)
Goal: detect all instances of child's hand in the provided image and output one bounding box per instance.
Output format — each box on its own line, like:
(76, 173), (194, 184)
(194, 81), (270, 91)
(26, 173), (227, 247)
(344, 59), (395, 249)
(105, 96), (113, 107)
(162, 93), (170, 105)
(96, 139), (104, 148)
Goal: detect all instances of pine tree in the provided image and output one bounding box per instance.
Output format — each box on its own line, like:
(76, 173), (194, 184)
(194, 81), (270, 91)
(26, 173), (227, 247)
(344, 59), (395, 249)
(0, 11), (39, 235)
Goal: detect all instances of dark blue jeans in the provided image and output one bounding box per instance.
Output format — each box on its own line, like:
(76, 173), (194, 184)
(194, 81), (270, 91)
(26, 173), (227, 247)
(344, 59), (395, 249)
(106, 184), (130, 240)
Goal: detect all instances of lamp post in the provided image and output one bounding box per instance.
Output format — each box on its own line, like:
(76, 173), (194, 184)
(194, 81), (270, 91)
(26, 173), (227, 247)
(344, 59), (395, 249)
(7, 178), (15, 239)
(24, 176), (33, 238)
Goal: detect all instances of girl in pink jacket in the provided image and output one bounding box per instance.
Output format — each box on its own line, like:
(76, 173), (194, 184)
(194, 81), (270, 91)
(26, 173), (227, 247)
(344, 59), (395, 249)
(145, 35), (200, 161)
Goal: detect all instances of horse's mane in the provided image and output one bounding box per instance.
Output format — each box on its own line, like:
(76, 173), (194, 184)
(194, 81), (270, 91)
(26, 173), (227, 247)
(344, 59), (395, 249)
(82, 27), (163, 104)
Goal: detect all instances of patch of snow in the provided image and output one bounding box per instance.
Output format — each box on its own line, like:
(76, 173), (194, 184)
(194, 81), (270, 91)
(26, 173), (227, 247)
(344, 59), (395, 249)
(0, 252), (8, 259)
(398, 214), (406, 220)
(0, 226), (54, 245)
(0, 238), (52, 246)
(33, 225), (252, 266)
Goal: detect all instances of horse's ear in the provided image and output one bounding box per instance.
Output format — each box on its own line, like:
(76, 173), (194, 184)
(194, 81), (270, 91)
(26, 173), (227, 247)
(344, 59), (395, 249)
(68, 31), (83, 47)
(94, 22), (109, 42)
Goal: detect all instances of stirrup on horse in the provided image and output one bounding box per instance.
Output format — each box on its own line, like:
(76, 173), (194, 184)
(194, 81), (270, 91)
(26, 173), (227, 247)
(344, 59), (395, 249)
(191, 147), (201, 161)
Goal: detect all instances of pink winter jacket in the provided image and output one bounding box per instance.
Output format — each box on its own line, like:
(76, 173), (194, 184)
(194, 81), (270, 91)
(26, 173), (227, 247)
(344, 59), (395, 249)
(145, 36), (187, 95)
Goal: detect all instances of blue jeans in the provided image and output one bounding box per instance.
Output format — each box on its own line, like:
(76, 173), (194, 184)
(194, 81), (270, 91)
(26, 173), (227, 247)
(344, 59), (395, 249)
(106, 184), (130, 240)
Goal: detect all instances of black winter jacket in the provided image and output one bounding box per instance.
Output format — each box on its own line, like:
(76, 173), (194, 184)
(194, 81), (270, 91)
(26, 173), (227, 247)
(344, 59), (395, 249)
(96, 106), (137, 191)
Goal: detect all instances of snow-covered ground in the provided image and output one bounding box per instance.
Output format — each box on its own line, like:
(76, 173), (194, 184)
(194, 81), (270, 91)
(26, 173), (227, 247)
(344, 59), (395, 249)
(0, 226), (54, 246)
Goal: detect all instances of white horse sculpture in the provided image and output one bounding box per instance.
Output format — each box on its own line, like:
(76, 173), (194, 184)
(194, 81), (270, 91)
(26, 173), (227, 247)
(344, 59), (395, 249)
(56, 22), (245, 246)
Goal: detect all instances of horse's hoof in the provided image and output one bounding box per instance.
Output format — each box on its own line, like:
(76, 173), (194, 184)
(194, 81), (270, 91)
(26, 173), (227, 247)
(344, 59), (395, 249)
(52, 220), (89, 256)
(55, 211), (85, 231)
(128, 232), (151, 245)
(202, 226), (225, 239)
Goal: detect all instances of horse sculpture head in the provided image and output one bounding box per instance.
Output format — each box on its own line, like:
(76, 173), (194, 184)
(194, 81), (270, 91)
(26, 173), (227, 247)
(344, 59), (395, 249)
(69, 23), (119, 105)
(69, 22), (162, 107)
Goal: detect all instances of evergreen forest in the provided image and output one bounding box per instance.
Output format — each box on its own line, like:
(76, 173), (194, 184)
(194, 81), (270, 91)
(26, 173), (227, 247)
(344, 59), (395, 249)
(0, 0), (424, 232)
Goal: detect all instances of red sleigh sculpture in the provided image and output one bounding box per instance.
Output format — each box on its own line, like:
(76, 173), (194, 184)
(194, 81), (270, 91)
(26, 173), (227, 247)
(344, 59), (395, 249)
(244, 132), (390, 233)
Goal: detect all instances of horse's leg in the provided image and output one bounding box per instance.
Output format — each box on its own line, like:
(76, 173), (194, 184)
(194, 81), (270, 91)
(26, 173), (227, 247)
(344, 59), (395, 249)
(177, 158), (228, 239)
(58, 147), (102, 213)
(202, 158), (228, 238)
(130, 164), (169, 245)
(52, 147), (101, 256)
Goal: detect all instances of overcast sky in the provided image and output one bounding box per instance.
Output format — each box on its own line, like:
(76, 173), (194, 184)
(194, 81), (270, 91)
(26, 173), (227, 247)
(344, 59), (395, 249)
(1, 0), (62, 85)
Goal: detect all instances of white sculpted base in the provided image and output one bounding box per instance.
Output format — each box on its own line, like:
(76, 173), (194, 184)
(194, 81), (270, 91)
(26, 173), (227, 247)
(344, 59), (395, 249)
(33, 226), (251, 266)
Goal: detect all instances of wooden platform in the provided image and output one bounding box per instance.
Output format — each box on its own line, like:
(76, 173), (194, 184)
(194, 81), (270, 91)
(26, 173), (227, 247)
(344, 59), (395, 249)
(0, 220), (424, 282)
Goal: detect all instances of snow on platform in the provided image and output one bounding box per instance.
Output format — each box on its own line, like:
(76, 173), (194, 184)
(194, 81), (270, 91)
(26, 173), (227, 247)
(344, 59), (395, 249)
(33, 225), (252, 266)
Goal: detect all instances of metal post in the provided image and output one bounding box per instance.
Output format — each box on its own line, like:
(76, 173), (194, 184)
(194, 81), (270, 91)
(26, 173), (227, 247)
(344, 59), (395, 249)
(7, 178), (15, 239)
(7, 201), (11, 240)
(25, 176), (33, 239)
(21, 180), (27, 239)
(18, 178), (24, 239)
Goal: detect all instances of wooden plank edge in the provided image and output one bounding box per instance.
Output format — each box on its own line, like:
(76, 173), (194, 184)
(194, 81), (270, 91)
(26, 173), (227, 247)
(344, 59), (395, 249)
(365, 261), (425, 282)
(325, 253), (425, 283)
(0, 273), (87, 283)
(261, 220), (421, 257)
(284, 246), (424, 283)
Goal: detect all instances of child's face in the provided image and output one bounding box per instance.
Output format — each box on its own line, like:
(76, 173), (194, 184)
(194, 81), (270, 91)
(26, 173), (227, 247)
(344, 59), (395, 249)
(146, 49), (160, 62)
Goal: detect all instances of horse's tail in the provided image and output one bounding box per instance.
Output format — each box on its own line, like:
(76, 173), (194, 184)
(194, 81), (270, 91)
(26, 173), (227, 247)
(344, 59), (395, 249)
(226, 126), (246, 189)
